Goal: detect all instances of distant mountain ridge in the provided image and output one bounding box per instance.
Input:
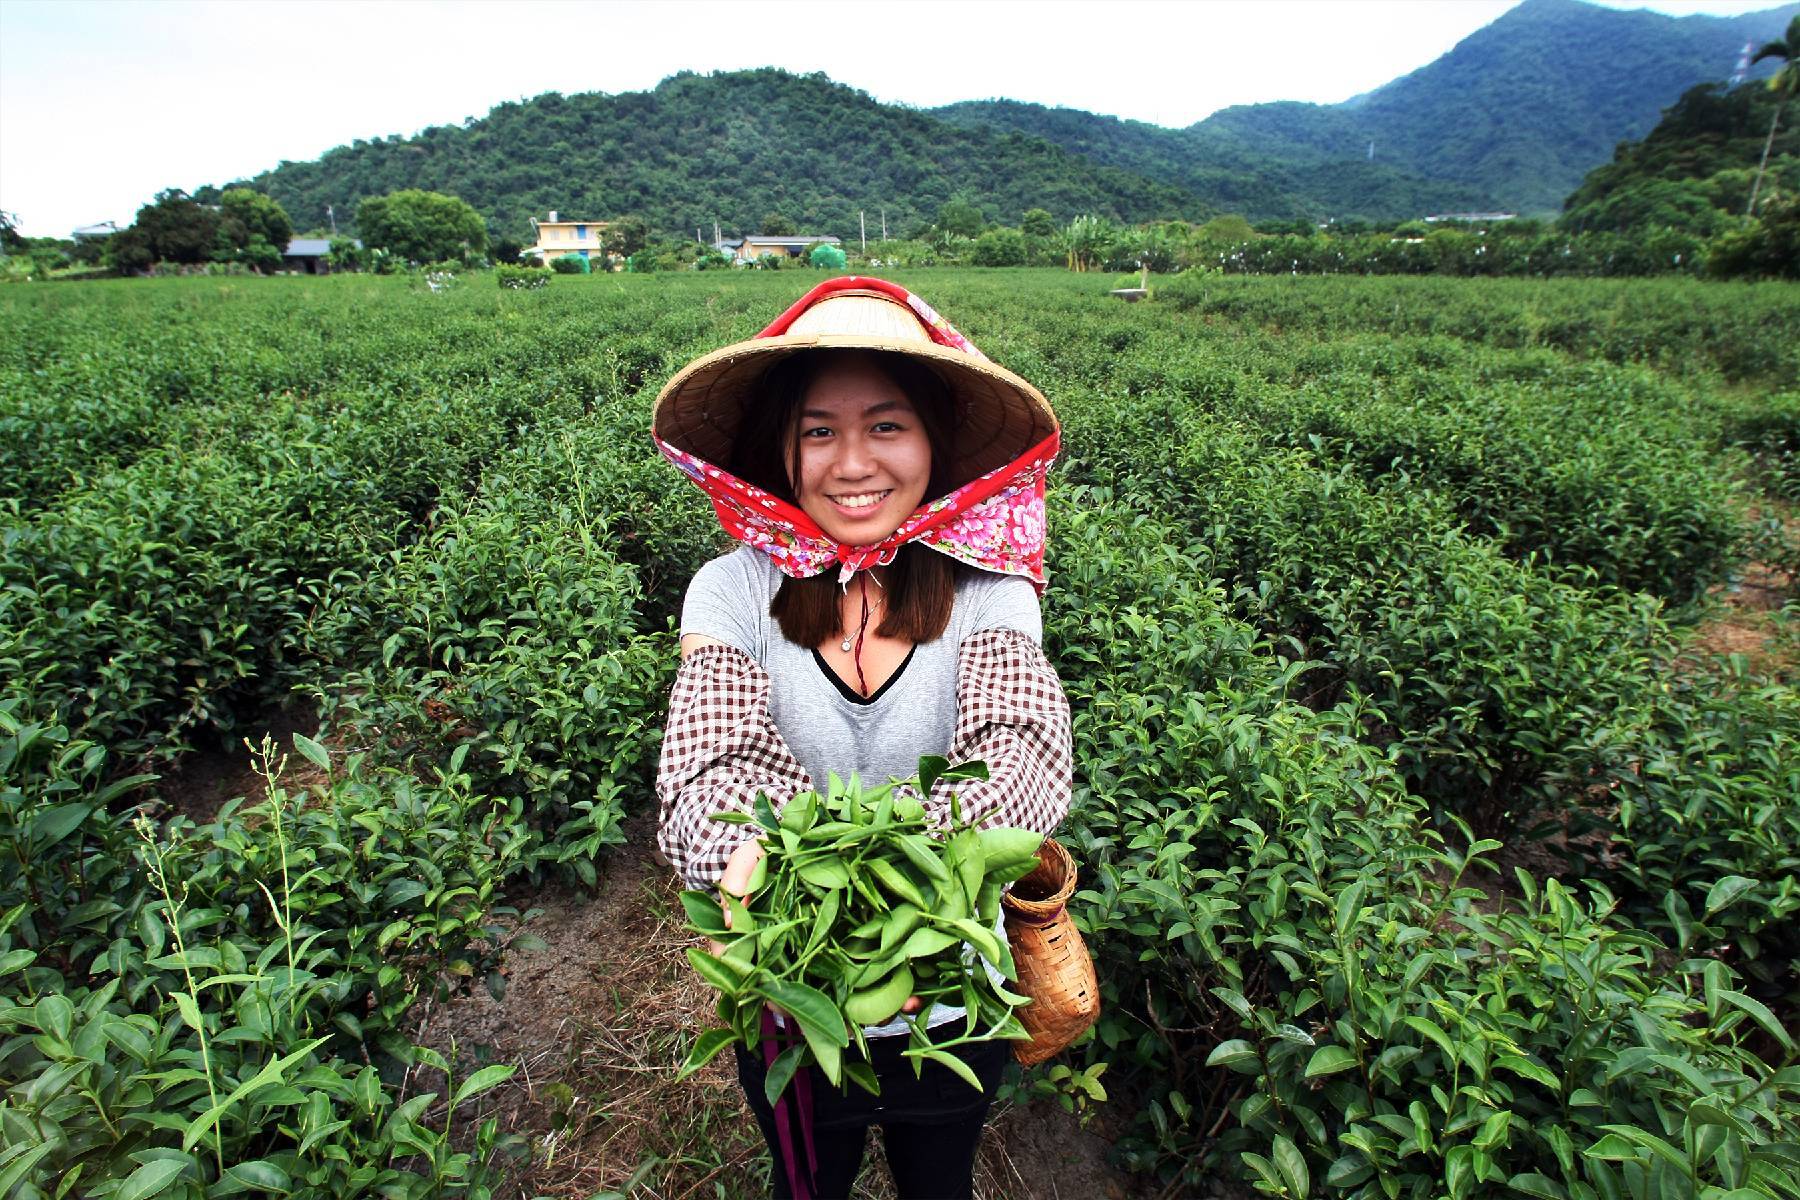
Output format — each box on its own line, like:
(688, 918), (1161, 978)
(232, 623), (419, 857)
(939, 0), (1799, 215)
(229, 0), (1799, 239)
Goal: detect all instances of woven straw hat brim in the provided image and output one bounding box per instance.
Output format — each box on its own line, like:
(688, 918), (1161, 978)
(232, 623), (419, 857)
(653, 332), (1058, 490)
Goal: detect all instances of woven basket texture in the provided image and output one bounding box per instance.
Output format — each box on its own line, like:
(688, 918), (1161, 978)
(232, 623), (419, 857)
(1003, 838), (1100, 1066)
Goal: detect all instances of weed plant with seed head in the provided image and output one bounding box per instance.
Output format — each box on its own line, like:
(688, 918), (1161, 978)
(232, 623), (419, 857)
(2, 271), (1795, 1198)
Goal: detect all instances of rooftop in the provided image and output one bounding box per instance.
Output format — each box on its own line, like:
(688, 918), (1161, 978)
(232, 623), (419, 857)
(283, 238), (360, 256)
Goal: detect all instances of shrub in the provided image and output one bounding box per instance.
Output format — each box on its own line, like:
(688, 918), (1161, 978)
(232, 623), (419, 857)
(550, 252), (589, 274)
(971, 228), (1027, 267)
(1707, 195), (1800, 280)
(1614, 663), (1800, 991)
(0, 711), (531, 1195)
(1058, 398), (1673, 839)
(1043, 492), (1800, 1199)
(497, 264), (552, 290)
(316, 487), (672, 885)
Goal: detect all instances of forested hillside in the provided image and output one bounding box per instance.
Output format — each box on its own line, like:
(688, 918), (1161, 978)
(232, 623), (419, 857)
(1562, 80), (1800, 231)
(214, 0), (1799, 241)
(1330, 0), (1797, 210)
(929, 100), (1487, 221)
(237, 70), (1206, 243)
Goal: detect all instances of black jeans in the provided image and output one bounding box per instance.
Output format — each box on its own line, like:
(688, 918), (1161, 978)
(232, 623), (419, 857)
(735, 1029), (1009, 1200)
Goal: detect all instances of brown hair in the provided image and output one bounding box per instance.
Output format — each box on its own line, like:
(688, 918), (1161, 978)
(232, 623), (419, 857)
(728, 350), (963, 648)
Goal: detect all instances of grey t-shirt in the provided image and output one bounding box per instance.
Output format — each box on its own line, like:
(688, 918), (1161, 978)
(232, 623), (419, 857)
(679, 545), (1043, 791)
(679, 546), (1042, 1039)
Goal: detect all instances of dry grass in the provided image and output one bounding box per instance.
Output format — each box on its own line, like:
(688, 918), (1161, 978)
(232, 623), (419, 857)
(154, 725), (1141, 1198)
(392, 811), (1135, 1199)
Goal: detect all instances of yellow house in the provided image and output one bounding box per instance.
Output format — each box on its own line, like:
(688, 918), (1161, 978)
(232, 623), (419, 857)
(529, 211), (609, 264)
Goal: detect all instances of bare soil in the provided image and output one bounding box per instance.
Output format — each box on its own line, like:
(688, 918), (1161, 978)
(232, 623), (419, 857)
(396, 809), (1151, 1200)
(1686, 559), (1796, 680)
(151, 722), (1165, 1198)
(154, 697), (329, 824)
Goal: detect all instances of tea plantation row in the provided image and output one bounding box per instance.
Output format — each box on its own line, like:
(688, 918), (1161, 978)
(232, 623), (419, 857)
(0, 271), (1795, 1199)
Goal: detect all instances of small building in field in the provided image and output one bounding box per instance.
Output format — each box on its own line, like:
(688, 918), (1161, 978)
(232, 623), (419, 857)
(735, 234), (841, 264)
(1423, 212), (1517, 224)
(529, 211), (609, 265)
(71, 221), (121, 242)
(281, 237), (357, 274)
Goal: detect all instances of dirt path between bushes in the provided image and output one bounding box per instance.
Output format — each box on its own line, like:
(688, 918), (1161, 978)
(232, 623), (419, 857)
(159, 720), (1143, 1199)
(406, 809), (1141, 1199)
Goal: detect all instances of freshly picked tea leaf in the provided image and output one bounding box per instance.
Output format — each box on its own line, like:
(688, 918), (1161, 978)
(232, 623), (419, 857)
(676, 757), (1041, 1098)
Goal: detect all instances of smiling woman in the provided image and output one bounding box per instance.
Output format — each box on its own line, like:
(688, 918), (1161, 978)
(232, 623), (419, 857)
(649, 278), (1072, 1200)
(791, 357), (936, 543)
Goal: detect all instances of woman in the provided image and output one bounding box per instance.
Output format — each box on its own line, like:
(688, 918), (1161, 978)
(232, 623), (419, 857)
(652, 277), (1072, 1200)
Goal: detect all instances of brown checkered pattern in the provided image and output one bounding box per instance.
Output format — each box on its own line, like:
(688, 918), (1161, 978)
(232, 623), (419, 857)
(655, 630), (1073, 889)
(656, 644), (813, 889)
(923, 628), (1072, 835)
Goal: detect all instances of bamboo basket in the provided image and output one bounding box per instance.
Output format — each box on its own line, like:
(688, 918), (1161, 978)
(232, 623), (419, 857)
(1002, 837), (1100, 1066)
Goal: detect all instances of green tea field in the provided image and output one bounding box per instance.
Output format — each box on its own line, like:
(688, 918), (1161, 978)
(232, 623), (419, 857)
(2, 269), (1797, 1199)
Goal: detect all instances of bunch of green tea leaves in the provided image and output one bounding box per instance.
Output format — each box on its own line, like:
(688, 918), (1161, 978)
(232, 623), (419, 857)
(677, 757), (1044, 1102)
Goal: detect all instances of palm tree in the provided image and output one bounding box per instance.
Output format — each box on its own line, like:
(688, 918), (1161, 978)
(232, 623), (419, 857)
(1747, 15), (1800, 218)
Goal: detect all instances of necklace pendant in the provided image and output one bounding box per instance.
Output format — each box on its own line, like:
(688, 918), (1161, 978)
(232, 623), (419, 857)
(840, 636), (854, 652)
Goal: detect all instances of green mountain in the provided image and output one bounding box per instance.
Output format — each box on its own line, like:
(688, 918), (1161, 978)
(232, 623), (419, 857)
(928, 100), (1486, 220)
(939, 0), (1799, 216)
(234, 70), (1207, 244)
(1560, 80), (1800, 233)
(222, 0), (1798, 241)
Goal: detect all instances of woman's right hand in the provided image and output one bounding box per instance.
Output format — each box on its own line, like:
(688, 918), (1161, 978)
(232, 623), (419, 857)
(707, 835), (923, 1019)
(708, 838), (767, 956)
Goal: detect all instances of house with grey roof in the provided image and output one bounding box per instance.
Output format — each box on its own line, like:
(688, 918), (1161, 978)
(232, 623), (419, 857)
(282, 237), (358, 274)
(734, 234), (842, 264)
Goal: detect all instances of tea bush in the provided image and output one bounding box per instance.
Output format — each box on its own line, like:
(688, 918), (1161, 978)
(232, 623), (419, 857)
(0, 706), (530, 1196)
(496, 264), (551, 290)
(1614, 664), (1800, 993)
(316, 492), (672, 884)
(1159, 273), (1800, 384)
(1059, 394), (1672, 839)
(2, 271), (1794, 1197)
(1022, 299), (1746, 599)
(1715, 389), (1800, 504)
(1044, 491), (1800, 1198)
(0, 384), (522, 767)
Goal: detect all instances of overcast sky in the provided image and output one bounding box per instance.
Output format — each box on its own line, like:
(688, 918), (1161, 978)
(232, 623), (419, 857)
(0, 0), (1779, 236)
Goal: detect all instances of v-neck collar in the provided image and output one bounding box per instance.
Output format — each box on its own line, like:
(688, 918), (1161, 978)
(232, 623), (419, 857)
(810, 645), (917, 706)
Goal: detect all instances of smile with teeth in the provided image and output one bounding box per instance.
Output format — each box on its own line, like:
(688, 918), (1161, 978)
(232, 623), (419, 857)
(829, 489), (892, 512)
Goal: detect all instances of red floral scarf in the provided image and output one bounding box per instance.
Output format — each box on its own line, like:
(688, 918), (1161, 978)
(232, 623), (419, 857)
(654, 277), (1058, 592)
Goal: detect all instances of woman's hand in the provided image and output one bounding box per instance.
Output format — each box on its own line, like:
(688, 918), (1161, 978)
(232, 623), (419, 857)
(709, 838), (766, 956)
(711, 837), (922, 1017)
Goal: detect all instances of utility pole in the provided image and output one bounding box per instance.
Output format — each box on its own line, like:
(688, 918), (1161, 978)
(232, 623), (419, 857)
(714, 220), (721, 249)
(860, 210), (866, 253)
(881, 207), (887, 241)
(327, 204), (337, 236)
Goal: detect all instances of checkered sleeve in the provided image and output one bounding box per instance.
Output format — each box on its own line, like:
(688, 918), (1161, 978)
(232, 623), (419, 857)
(926, 627), (1072, 835)
(656, 643), (814, 889)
